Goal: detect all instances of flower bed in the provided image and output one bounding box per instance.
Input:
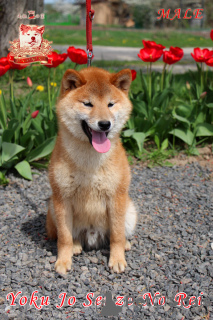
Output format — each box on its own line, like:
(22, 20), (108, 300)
(0, 32), (213, 182)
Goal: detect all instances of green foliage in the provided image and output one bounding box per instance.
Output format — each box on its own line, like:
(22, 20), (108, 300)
(0, 72), (57, 182)
(122, 64), (213, 159)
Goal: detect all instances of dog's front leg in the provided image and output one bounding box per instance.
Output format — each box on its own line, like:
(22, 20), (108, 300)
(53, 195), (73, 274)
(108, 194), (127, 273)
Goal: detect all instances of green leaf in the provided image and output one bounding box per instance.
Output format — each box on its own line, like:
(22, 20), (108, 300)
(122, 129), (134, 137)
(31, 117), (45, 145)
(22, 113), (32, 135)
(10, 98), (18, 118)
(26, 136), (56, 162)
(2, 142), (25, 163)
(194, 112), (205, 126)
(176, 105), (193, 118)
(15, 160), (32, 180)
(132, 99), (148, 118)
(172, 109), (190, 126)
(8, 119), (19, 131)
(196, 123), (213, 137)
(20, 130), (37, 146)
(0, 171), (9, 185)
(161, 138), (168, 151)
(31, 161), (48, 169)
(127, 117), (135, 130)
(154, 135), (160, 149)
(132, 132), (145, 153)
(0, 92), (7, 129)
(206, 103), (213, 108)
(22, 89), (36, 119)
(2, 129), (14, 143)
(169, 128), (194, 145)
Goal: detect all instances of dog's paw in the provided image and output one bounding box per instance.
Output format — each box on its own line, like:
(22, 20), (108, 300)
(125, 240), (131, 251)
(73, 241), (83, 255)
(55, 259), (72, 274)
(108, 256), (127, 273)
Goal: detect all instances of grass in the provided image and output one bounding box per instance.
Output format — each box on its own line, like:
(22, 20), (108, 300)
(45, 27), (213, 48)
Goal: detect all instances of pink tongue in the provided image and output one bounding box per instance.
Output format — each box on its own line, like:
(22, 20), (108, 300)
(91, 129), (111, 153)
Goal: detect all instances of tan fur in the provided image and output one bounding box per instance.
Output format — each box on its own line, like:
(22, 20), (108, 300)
(46, 67), (137, 274)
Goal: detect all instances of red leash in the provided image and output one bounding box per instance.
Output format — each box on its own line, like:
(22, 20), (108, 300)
(86, 0), (95, 67)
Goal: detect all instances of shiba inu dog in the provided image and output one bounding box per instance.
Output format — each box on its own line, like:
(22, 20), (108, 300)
(46, 67), (137, 274)
(19, 24), (45, 49)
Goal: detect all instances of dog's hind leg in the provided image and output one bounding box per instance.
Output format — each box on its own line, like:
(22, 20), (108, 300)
(73, 240), (82, 255)
(125, 199), (137, 239)
(46, 197), (57, 240)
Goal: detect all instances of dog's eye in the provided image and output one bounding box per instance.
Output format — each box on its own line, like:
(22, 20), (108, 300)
(83, 102), (93, 107)
(108, 102), (114, 108)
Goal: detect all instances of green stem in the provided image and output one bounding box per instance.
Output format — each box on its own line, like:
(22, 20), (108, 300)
(149, 62), (152, 100)
(48, 69), (52, 119)
(9, 70), (14, 104)
(146, 64), (148, 84)
(205, 65), (208, 87)
(173, 132), (175, 150)
(201, 62), (204, 92)
(74, 63), (78, 70)
(140, 69), (143, 88)
(161, 63), (166, 91)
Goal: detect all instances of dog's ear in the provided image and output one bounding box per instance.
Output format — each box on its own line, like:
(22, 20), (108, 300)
(61, 69), (86, 95)
(110, 69), (132, 94)
(37, 25), (45, 34)
(20, 24), (27, 33)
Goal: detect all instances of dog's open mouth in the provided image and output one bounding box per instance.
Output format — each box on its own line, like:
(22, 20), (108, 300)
(81, 120), (111, 153)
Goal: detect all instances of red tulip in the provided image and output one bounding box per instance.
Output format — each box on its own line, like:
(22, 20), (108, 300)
(191, 48), (213, 63)
(67, 46), (88, 65)
(163, 47), (184, 65)
(210, 30), (213, 41)
(170, 46), (184, 58)
(138, 48), (163, 63)
(45, 51), (68, 68)
(0, 57), (10, 67)
(131, 69), (137, 81)
(0, 64), (10, 76)
(31, 110), (39, 118)
(200, 91), (207, 99)
(206, 57), (213, 67)
(0, 56), (10, 76)
(27, 77), (33, 87)
(142, 40), (165, 50)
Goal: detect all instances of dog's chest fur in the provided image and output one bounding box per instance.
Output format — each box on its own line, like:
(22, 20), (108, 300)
(52, 154), (120, 228)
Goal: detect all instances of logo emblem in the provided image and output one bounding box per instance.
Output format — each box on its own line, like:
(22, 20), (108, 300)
(8, 24), (53, 65)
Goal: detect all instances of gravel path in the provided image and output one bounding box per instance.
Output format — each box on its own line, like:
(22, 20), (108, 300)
(0, 163), (212, 320)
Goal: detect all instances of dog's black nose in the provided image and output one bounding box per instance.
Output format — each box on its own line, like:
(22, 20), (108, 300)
(98, 121), (111, 131)
(31, 36), (35, 41)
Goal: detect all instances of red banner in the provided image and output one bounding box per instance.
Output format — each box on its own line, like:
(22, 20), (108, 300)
(8, 55), (52, 65)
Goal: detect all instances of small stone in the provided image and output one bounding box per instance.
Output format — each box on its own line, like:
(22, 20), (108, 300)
(180, 278), (192, 284)
(0, 297), (4, 305)
(81, 266), (88, 271)
(164, 304), (170, 312)
(49, 256), (56, 264)
(89, 257), (98, 264)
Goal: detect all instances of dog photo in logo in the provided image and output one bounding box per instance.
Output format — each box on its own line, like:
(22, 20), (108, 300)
(19, 24), (45, 49)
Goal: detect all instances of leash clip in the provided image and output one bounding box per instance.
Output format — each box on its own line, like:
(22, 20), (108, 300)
(87, 50), (93, 67)
(89, 11), (95, 20)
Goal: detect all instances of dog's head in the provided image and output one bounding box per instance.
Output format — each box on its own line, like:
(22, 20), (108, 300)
(19, 24), (45, 49)
(57, 67), (132, 153)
